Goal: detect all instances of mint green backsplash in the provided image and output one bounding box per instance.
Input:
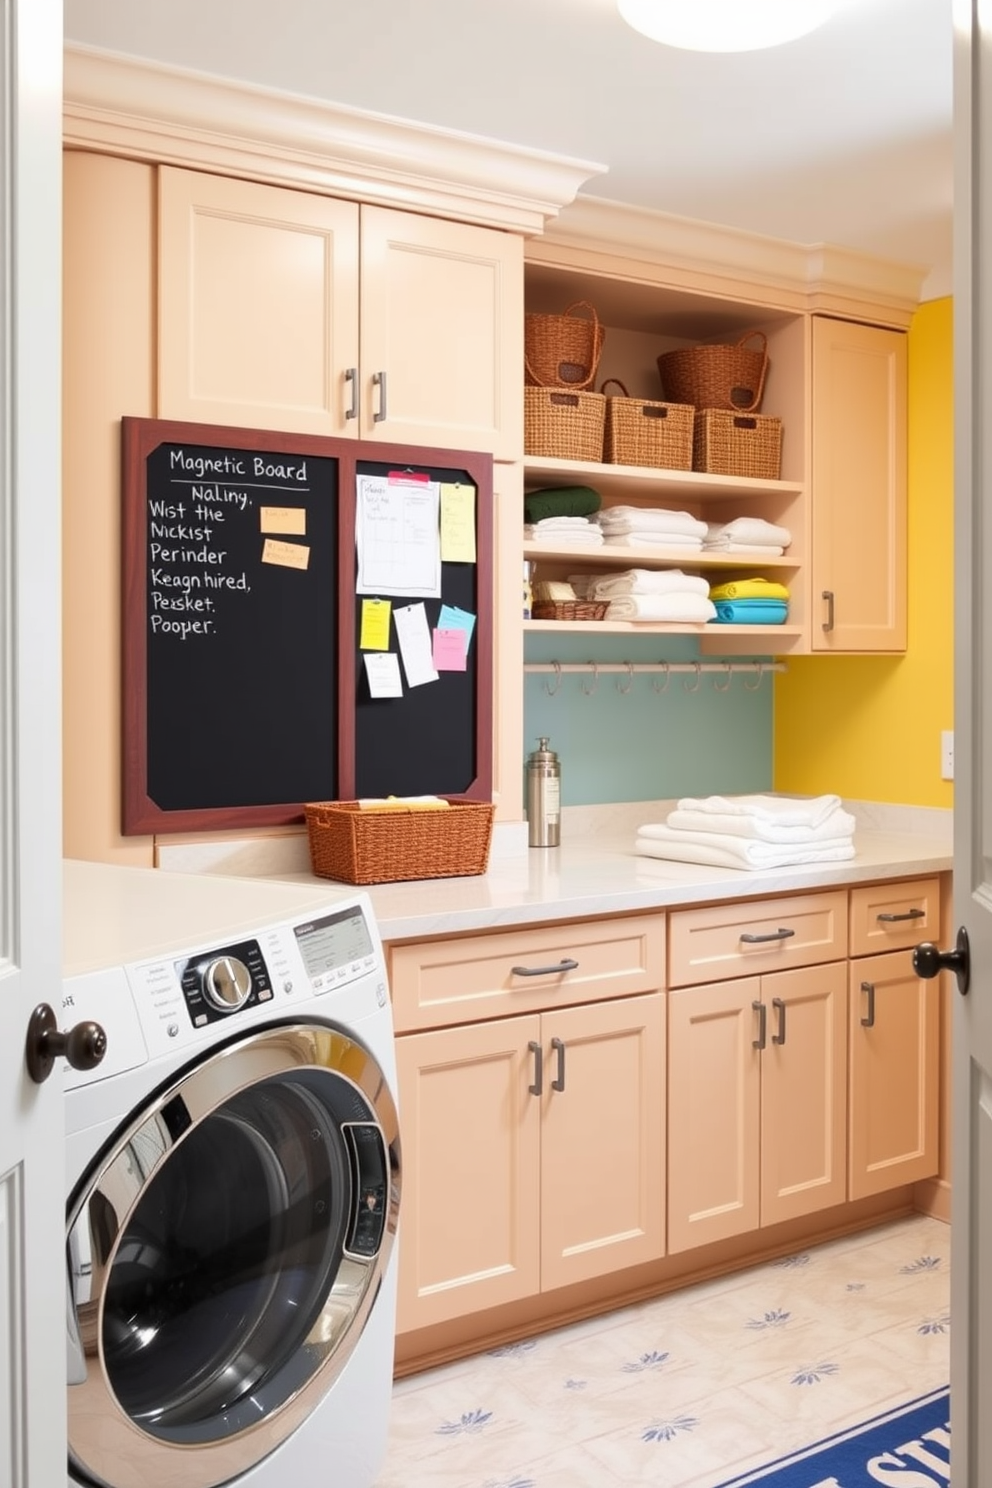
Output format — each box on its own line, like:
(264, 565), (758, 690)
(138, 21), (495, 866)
(523, 633), (774, 805)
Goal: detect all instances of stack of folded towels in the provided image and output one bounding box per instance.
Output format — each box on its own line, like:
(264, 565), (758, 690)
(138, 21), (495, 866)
(523, 515), (604, 548)
(567, 568), (716, 624)
(704, 518), (792, 555)
(597, 506), (709, 550)
(709, 576), (789, 625)
(635, 793), (856, 870)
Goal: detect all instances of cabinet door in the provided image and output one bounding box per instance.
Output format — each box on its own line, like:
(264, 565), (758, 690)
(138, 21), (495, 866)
(811, 316), (907, 652)
(394, 1015), (541, 1333)
(667, 978), (761, 1253)
(359, 206), (523, 456)
(849, 950), (940, 1199)
(158, 167), (361, 435)
(760, 962), (848, 1227)
(540, 993), (666, 1290)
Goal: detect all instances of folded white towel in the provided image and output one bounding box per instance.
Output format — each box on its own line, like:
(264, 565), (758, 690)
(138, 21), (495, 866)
(527, 515), (602, 531)
(591, 569), (711, 599)
(702, 540), (785, 555)
(524, 526), (604, 546)
(675, 793), (844, 829)
(604, 533), (704, 549)
(635, 826), (856, 871)
(706, 518), (792, 547)
(662, 805), (856, 843)
(599, 506), (708, 536)
(606, 594), (717, 622)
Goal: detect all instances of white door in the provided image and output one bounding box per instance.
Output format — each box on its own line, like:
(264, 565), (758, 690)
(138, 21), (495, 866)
(953, 4), (992, 1482)
(0, 2), (68, 1484)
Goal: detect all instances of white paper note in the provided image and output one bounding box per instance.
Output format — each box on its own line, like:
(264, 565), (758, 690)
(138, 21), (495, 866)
(364, 651), (404, 698)
(394, 602), (439, 687)
(355, 474), (441, 597)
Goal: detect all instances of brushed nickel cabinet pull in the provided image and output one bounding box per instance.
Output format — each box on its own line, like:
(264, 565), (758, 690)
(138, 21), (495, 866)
(551, 1036), (566, 1092)
(752, 1000), (767, 1050)
(372, 369), (387, 422)
(528, 1040), (543, 1096)
(511, 959), (579, 977)
(771, 997), (787, 1045)
(344, 365), (358, 420)
(740, 928), (796, 944)
(860, 980), (876, 1028)
(822, 589), (835, 632)
(877, 908), (926, 922)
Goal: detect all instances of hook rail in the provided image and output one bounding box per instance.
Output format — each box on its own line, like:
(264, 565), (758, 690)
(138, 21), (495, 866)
(528, 660), (786, 679)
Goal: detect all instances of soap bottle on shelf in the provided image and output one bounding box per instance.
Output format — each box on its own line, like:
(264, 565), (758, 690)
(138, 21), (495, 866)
(526, 736), (561, 847)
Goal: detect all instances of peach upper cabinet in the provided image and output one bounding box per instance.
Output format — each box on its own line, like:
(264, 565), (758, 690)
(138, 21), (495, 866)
(811, 315), (908, 652)
(157, 167), (523, 456)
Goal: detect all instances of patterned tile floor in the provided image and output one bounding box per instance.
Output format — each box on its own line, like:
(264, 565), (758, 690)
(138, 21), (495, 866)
(376, 1213), (950, 1488)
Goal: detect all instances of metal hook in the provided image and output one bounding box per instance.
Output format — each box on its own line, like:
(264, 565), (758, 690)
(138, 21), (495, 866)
(651, 661), (671, 694)
(581, 662), (599, 696)
(544, 660), (563, 697)
(744, 661), (764, 692)
(714, 661), (733, 693)
(616, 661), (634, 695)
(683, 660), (702, 693)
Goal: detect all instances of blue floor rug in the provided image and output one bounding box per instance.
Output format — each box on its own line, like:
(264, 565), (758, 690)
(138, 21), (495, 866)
(714, 1385), (950, 1486)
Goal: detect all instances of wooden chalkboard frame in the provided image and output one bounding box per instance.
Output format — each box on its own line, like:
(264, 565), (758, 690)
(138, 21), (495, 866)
(122, 417), (494, 835)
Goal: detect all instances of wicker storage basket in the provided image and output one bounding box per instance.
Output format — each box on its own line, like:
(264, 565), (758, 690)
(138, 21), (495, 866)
(525, 386), (606, 461)
(532, 600), (608, 622)
(305, 799), (495, 885)
(693, 410), (783, 480)
(657, 330), (769, 412)
(525, 300), (604, 388)
(601, 379), (694, 469)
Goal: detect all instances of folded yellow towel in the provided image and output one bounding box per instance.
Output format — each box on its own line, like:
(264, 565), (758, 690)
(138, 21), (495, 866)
(358, 796), (450, 812)
(708, 577), (790, 601)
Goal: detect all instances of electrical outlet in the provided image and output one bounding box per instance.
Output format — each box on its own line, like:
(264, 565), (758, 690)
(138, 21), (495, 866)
(941, 730), (954, 781)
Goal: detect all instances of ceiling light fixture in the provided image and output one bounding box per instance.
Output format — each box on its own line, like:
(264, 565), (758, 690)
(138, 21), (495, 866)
(617, 0), (836, 53)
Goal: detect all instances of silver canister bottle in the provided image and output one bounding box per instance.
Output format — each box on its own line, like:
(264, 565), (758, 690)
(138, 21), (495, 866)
(526, 736), (561, 847)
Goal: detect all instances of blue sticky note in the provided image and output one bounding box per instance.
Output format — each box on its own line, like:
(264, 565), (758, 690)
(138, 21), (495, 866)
(438, 604), (476, 643)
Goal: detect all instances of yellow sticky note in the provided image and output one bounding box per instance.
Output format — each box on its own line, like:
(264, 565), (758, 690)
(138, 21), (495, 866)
(261, 538), (310, 570)
(260, 506), (307, 536)
(440, 483), (476, 563)
(360, 598), (392, 650)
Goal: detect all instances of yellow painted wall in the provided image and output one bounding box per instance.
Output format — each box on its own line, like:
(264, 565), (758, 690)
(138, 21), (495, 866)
(774, 297), (953, 806)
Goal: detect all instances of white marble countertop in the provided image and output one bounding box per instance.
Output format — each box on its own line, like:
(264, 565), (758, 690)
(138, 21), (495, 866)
(219, 799), (953, 944)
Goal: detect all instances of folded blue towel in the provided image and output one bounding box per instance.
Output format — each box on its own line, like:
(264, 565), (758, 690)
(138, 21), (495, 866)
(713, 599), (788, 624)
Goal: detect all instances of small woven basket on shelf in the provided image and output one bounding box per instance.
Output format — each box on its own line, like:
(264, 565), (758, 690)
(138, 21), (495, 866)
(525, 300), (605, 388)
(601, 379), (694, 469)
(525, 386), (606, 461)
(693, 410), (783, 480)
(657, 330), (769, 412)
(304, 799), (495, 885)
(531, 600), (608, 622)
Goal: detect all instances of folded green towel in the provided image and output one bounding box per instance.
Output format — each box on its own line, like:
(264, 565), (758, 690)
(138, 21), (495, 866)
(523, 485), (602, 523)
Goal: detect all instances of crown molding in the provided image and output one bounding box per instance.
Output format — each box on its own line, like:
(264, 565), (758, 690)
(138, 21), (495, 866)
(538, 195), (928, 323)
(62, 44), (606, 235)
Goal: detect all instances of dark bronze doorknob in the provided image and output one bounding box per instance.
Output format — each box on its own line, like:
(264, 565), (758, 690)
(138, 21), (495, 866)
(912, 926), (970, 996)
(25, 1003), (107, 1084)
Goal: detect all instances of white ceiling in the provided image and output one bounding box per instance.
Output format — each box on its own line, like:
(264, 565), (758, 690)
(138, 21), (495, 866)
(62, 0), (955, 298)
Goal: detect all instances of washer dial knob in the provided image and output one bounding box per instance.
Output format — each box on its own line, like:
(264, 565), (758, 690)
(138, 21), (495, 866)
(202, 955), (252, 1012)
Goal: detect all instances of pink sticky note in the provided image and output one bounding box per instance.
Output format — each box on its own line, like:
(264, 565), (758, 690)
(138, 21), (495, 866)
(432, 627), (468, 671)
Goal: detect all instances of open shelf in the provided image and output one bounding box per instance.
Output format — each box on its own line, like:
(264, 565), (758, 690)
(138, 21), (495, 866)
(523, 454), (802, 504)
(524, 542), (798, 571)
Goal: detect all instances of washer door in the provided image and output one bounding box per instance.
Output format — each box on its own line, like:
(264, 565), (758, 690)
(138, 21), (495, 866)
(66, 1021), (400, 1488)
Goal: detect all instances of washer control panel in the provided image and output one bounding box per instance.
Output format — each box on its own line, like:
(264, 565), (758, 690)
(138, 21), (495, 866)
(176, 938), (273, 1027)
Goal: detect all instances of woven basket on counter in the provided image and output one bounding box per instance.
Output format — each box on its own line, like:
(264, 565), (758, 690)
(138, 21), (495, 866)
(601, 379), (694, 469)
(525, 300), (605, 388)
(657, 330), (769, 413)
(525, 386), (606, 462)
(693, 410), (783, 480)
(304, 799), (495, 885)
(531, 600), (608, 622)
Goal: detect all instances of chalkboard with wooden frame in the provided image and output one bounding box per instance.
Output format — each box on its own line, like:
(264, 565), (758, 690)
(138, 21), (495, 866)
(121, 416), (493, 834)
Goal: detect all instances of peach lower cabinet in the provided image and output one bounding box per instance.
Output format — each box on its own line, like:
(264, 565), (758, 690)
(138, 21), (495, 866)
(387, 877), (945, 1374)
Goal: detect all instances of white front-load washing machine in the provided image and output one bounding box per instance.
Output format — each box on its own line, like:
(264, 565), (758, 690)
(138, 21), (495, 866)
(60, 859), (401, 1488)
